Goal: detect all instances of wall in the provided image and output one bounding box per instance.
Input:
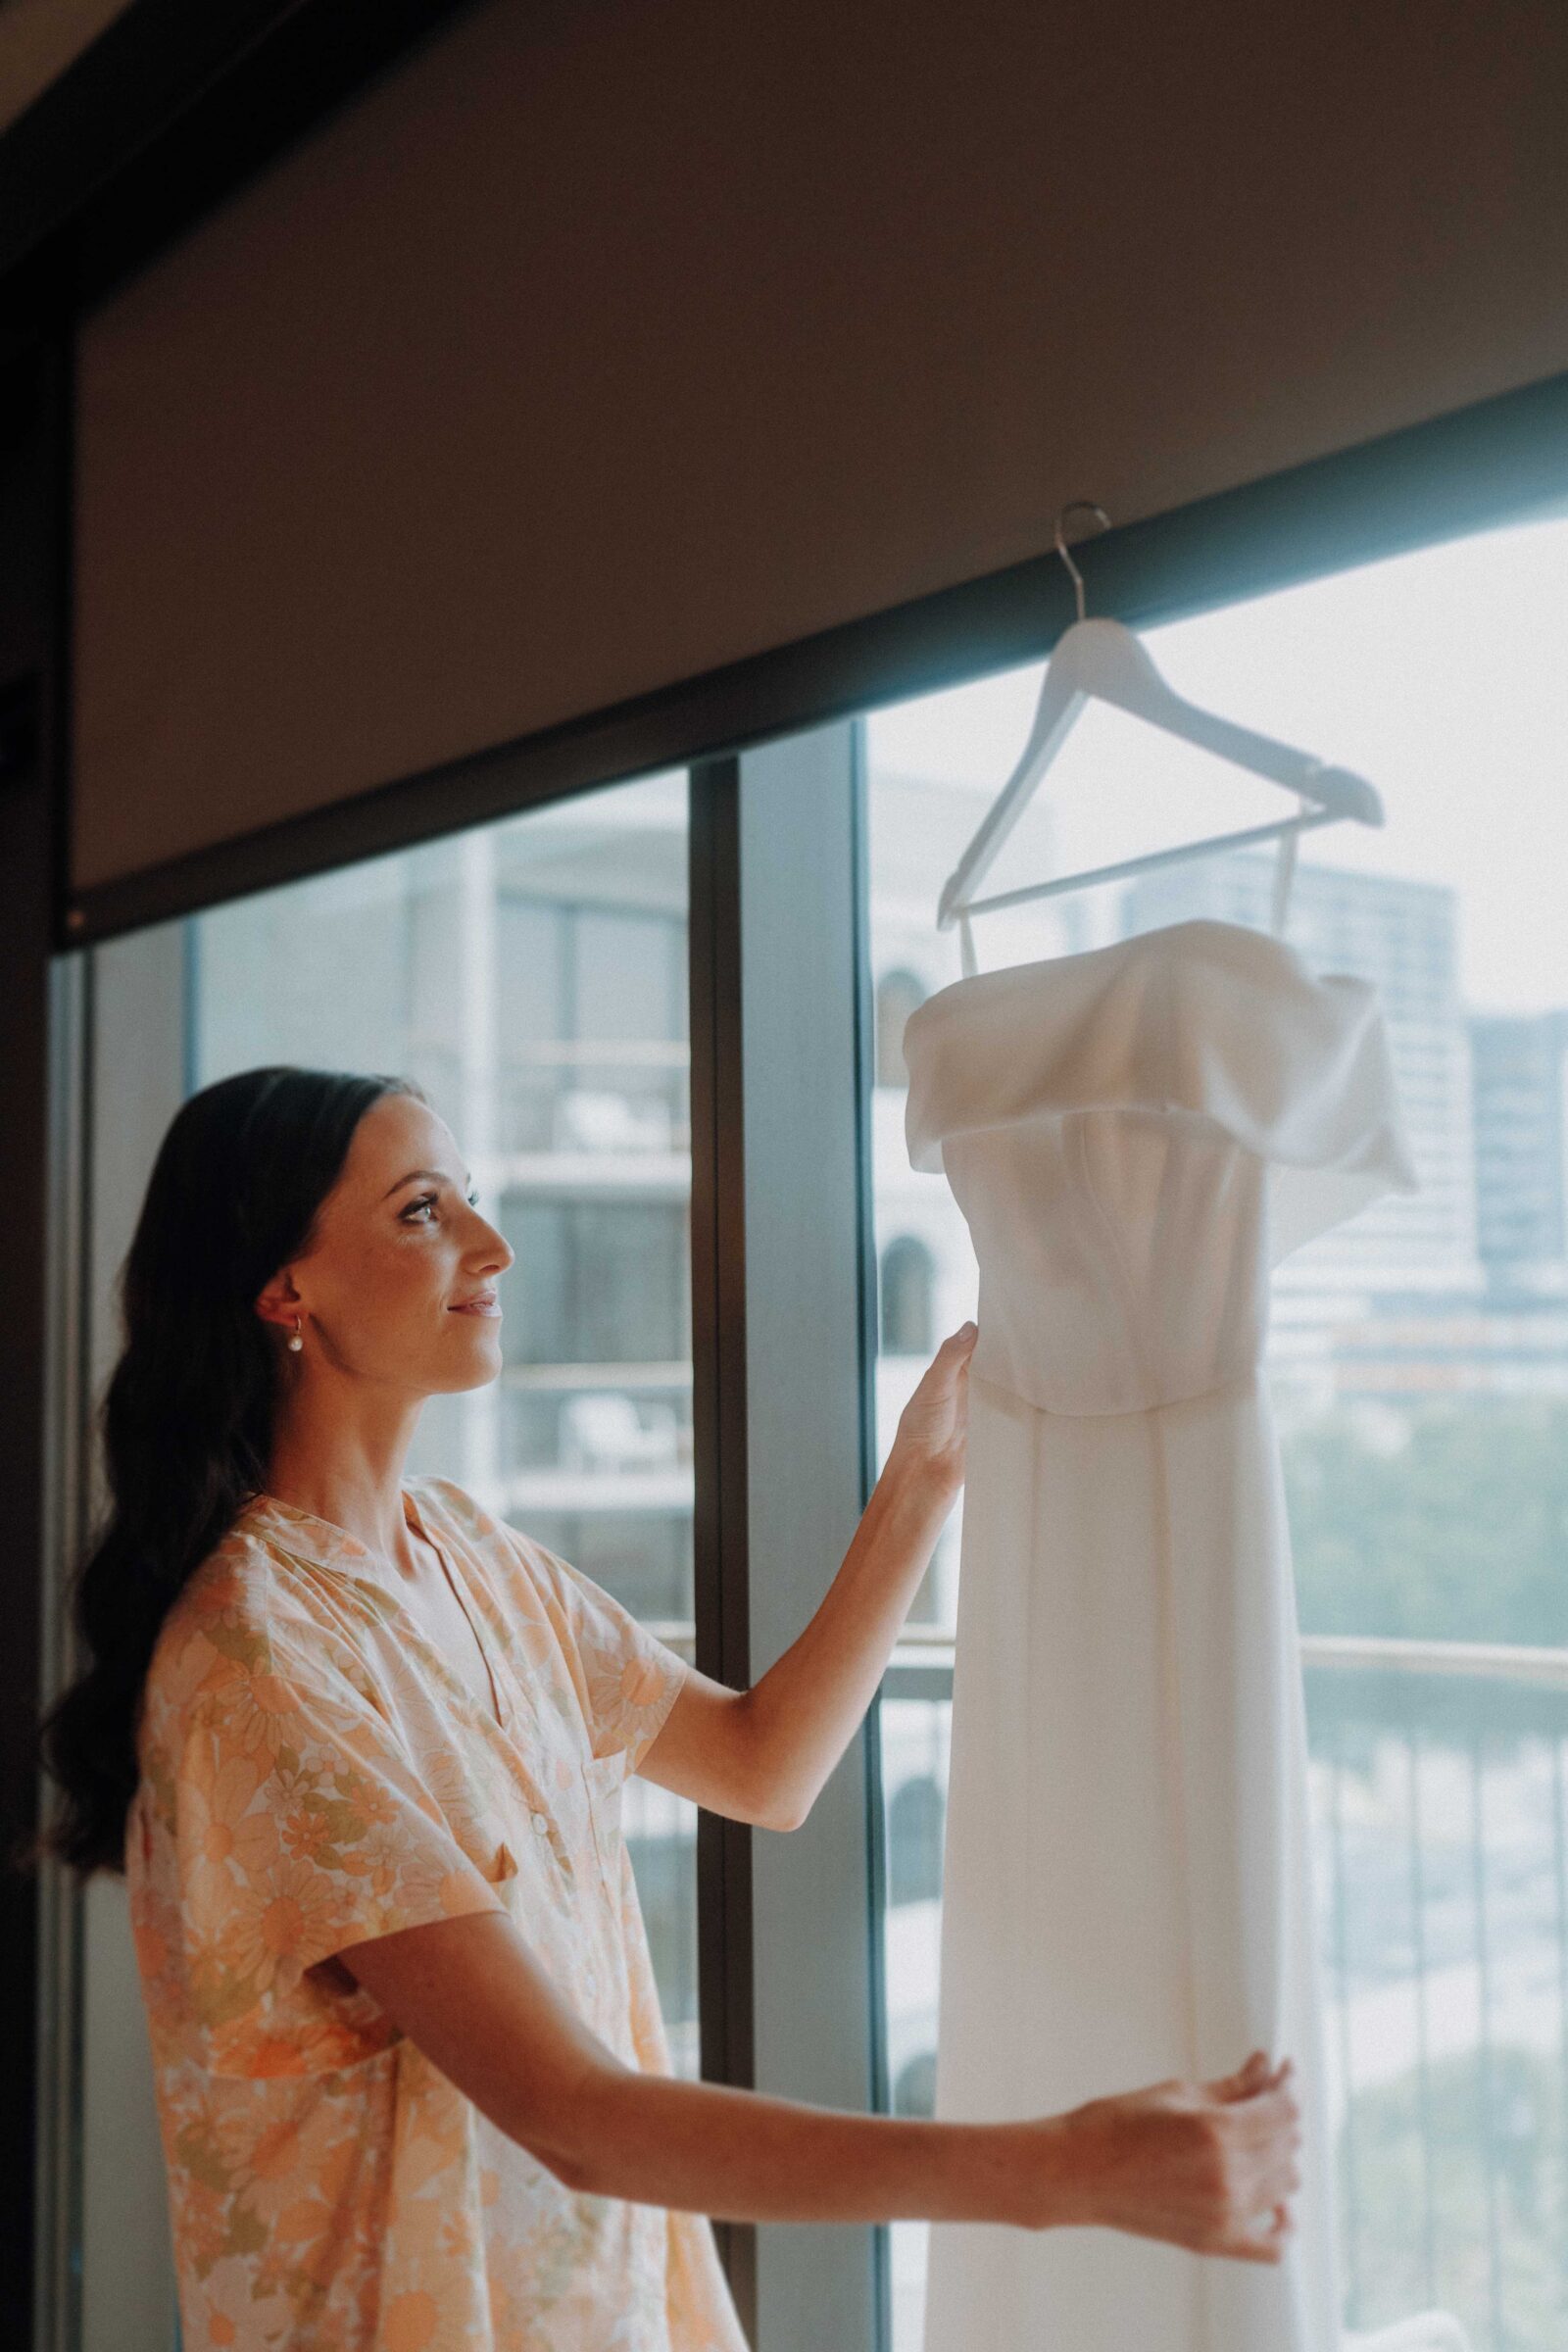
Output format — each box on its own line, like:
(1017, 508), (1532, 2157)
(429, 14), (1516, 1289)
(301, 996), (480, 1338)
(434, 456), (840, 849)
(73, 0), (1568, 885)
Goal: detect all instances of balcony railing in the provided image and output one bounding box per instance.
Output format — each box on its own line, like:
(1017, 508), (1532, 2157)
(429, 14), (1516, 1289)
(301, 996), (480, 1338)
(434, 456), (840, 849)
(874, 1629), (1568, 2352)
(591, 1607), (1566, 2343)
(880, 1626), (1568, 1692)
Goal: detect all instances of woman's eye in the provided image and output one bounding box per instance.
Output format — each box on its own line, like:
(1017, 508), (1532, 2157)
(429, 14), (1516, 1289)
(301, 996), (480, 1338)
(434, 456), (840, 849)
(402, 1191), (481, 1223)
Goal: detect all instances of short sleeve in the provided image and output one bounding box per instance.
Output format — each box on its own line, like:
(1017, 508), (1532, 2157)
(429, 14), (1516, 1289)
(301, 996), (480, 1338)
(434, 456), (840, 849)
(166, 1630), (509, 2075)
(519, 1541), (686, 1774)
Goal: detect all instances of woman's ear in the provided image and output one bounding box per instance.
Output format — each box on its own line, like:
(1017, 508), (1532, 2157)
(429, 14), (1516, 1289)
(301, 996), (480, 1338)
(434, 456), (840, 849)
(253, 1275), (302, 1332)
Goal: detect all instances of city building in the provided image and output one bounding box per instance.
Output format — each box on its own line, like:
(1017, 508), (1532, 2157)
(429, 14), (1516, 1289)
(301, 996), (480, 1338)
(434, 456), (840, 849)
(1470, 1009), (1568, 1282)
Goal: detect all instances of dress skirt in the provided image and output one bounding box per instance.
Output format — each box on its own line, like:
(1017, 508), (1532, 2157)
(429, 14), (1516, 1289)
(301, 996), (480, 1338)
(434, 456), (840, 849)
(920, 1364), (1343, 2352)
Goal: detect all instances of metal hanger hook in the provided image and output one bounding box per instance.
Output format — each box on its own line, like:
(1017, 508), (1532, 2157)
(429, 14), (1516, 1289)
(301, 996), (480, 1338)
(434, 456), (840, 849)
(1053, 500), (1112, 622)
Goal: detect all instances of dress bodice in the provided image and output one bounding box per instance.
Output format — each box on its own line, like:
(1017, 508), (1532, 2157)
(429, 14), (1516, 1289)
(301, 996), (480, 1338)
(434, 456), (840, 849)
(903, 920), (1416, 1415)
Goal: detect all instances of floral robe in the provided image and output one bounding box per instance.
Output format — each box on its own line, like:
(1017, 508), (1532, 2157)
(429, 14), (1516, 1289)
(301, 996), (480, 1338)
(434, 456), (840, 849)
(125, 1473), (751, 2351)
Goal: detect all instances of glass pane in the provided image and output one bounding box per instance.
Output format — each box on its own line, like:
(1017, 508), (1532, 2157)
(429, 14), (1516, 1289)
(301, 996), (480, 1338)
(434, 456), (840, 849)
(190, 772), (701, 2074)
(865, 512), (1568, 2350)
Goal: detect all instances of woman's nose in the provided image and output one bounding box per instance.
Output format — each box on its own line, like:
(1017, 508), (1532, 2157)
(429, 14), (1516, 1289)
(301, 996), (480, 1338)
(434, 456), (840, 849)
(474, 1215), (514, 1271)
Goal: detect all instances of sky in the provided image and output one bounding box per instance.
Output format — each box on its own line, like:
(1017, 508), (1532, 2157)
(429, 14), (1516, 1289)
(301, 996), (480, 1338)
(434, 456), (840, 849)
(866, 511), (1568, 1014)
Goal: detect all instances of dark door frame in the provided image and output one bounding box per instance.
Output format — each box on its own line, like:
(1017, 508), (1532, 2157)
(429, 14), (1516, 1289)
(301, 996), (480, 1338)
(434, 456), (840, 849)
(1, 307), (70, 2352)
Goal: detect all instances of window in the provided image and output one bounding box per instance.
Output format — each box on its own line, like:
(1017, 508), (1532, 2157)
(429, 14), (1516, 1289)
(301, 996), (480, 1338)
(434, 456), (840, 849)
(888, 1774), (945, 1906)
(191, 773), (703, 2069)
(875, 968), (927, 1088)
(879, 1235), (936, 1356)
(56, 472), (1568, 2352)
(865, 512), (1568, 2352)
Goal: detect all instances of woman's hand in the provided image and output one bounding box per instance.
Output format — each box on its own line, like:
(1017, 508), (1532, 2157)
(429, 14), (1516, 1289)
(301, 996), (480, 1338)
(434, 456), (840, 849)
(890, 1322), (978, 1495)
(1011, 2051), (1302, 2260)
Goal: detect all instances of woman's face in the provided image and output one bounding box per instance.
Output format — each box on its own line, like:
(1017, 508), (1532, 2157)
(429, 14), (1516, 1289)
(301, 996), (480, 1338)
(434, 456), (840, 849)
(258, 1092), (515, 1395)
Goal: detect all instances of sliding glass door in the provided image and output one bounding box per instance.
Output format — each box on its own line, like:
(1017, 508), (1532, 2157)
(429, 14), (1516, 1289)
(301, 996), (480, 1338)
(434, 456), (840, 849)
(58, 771), (702, 2352)
(51, 490), (1568, 2352)
(865, 510), (1568, 2352)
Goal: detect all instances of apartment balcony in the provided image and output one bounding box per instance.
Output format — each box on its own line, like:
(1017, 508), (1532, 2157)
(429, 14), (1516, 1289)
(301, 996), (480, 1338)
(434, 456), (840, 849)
(485, 1044), (692, 1187)
(875, 1630), (1568, 2351)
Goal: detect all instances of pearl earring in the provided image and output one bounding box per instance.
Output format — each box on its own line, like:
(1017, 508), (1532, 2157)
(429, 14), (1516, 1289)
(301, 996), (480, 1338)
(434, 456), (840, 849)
(287, 1317), (304, 1352)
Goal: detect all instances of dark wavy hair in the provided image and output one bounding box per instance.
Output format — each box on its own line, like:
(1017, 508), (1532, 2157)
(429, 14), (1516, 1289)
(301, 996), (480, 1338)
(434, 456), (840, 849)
(17, 1064), (429, 1883)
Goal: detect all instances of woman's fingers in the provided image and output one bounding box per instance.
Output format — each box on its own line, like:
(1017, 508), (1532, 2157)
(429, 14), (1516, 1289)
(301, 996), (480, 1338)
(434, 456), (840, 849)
(1239, 2098), (1301, 2173)
(1207, 2048), (1271, 2100)
(1209, 2051), (1294, 2105)
(890, 1325), (976, 1488)
(1194, 2052), (1301, 2263)
(1219, 2203), (1295, 2265)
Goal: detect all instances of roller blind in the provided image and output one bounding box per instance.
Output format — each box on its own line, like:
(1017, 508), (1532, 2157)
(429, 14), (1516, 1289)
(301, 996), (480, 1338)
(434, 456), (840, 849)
(73, 0), (1568, 891)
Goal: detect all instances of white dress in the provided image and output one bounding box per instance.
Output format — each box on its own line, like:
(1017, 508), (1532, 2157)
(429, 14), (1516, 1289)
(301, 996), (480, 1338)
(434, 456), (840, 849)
(904, 918), (1417, 2352)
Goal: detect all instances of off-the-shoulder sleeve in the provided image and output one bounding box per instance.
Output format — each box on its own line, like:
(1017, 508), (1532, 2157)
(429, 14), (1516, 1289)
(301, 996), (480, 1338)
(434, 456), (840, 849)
(163, 1629), (509, 2075)
(518, 1541), (687, 1774)
(905, 917), (1417, 1194)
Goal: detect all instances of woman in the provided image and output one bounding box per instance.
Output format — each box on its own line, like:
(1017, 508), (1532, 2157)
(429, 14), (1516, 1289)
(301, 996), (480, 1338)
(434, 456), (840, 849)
(26, 1064), (1300, 2349)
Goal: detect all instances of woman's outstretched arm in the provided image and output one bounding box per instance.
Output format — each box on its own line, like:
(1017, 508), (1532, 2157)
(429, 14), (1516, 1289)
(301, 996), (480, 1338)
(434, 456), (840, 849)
(340, 1907), (1300, 2263)
(641, 1324), (977, 1833)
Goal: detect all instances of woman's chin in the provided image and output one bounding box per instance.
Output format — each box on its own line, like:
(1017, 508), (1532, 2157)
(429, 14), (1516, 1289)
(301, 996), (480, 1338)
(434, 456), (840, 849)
(435, 1319), (505, 1388)
(440, 1359), (504, 1396)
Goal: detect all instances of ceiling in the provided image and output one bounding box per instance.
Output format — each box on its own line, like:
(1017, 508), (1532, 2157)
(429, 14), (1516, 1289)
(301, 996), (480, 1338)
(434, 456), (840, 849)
(0, 0), (137, 137)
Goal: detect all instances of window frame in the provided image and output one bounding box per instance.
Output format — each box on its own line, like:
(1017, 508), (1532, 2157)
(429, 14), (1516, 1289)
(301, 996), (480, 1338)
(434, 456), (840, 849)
(26, 379), (1568, 2352)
